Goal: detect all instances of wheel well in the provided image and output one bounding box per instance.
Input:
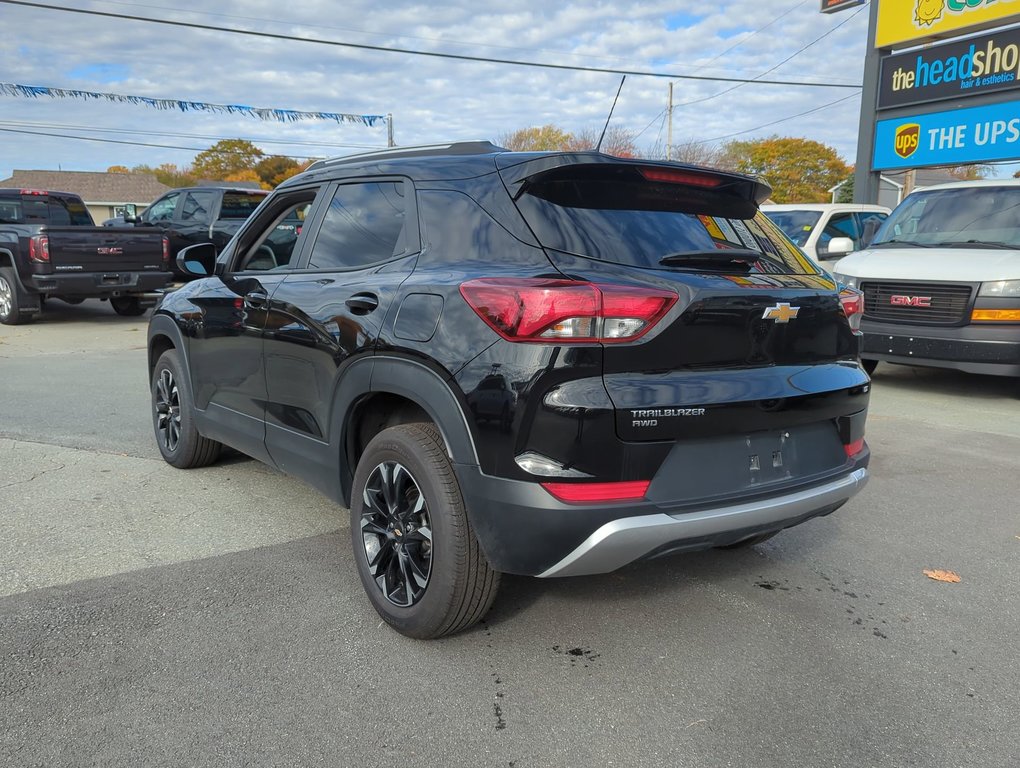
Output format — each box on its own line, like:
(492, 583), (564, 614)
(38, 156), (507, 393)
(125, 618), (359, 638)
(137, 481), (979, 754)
(148, 334), (176, 377)
(348, 393), (433, 471)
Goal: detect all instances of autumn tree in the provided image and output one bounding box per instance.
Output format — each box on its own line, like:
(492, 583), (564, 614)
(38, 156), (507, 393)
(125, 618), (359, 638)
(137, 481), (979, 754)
(497, 125), (572, 151)
(564, 127), (638, 158)
(943, 164), (990, 181)
(106, 165), (130, 174)
(255, 155), (304, 187)
(718, 136), (850, 203)
(656, 138), (722, 167)
(191, 139), (265, 181)
(130, 162), (196, 187)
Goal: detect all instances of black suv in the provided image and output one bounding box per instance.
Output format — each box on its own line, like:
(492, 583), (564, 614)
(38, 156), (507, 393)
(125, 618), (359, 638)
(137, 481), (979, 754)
(147, 142), (870, 638)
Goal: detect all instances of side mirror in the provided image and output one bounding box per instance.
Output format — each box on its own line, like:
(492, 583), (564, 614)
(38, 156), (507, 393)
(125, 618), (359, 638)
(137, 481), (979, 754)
(824, 237), (855, 259)
(176, 242), (217, 277)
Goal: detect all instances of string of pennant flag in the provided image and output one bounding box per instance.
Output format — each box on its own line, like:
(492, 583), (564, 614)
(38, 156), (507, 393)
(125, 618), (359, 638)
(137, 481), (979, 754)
(0, 82), (385, 127)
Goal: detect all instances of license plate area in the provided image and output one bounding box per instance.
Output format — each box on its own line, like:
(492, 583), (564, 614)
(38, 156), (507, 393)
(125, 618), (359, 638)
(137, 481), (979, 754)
(646, 422), (846, 505)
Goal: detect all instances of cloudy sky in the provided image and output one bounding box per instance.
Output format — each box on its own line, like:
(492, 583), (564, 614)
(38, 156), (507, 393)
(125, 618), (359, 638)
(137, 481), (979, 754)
(0, 0), (875, 179)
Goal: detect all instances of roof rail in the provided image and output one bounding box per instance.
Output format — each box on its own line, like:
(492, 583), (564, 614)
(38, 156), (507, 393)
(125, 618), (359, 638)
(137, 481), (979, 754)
(310, 141), (506, 171)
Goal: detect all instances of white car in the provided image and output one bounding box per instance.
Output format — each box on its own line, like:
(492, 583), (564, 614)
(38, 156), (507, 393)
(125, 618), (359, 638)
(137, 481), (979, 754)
(763, 203), (890, 263)
(831, 180), (1020, 379)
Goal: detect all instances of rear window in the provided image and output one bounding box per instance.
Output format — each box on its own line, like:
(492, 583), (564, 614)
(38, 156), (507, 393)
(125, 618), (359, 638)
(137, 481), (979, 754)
(515, 173), (818, 276)
(0, 194), (92, 226)
(219, 192), (267, 219)
(763, 210), (822, 247)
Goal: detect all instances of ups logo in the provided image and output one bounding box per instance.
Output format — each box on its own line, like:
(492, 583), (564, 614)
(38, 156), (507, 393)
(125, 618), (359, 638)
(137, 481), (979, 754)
(895, 123), (920, 159)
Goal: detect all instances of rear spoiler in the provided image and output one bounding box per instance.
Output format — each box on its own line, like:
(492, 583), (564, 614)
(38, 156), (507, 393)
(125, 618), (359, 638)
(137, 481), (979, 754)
(495, 152), (772, 215)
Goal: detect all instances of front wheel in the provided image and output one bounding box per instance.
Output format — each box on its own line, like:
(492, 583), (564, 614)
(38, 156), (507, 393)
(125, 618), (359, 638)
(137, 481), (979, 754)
(350, 423), (500, 639)
(151, 349), (222, 468)
(111, 296), (146, 316)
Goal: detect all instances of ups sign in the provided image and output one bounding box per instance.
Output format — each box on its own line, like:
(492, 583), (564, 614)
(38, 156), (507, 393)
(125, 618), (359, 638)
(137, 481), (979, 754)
(895, 124), (921, 158)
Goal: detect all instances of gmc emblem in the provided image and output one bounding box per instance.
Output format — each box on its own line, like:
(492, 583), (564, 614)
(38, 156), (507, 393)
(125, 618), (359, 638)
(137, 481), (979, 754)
(890, 295), (932, 307)
(97, 247), (124, 255)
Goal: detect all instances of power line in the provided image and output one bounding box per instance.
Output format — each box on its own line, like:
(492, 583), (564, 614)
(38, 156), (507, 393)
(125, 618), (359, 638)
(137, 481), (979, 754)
(0, 125), (380, 159)
(0, 1), (862, 89)
(694, 92), (861, 145)
(700, 1), (809, 65)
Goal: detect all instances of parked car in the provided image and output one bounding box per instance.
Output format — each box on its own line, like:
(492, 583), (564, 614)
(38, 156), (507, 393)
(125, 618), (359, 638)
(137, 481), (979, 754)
(763, 203), (890, 263)
(148, 142), (871, 638)
(0, 188), (171, 324)
(833, 179), (1020, 379)
(117, 186), (269, 278)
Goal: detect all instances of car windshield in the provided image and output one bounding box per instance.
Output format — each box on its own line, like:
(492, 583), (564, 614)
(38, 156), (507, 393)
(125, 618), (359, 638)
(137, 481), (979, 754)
(763, 210), (823, 247)
(872, 186), (1020, 249)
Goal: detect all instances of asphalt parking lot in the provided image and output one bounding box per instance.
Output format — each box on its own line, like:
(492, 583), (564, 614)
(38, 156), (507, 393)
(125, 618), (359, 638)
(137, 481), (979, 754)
(1, 299), (1018, 768)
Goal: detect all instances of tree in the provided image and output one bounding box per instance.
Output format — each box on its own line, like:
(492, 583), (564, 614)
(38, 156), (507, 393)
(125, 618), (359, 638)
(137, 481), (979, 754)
(191, 139), (264, 181)
(834, 172), (855, 203)
(564, 126), (638, 158)
(224, 169), (266, 188)
(255, 155), (301, 187)
(656, 138), (722, 168)
(497, 125), (572, 151)
(718, 136), (851, 203)
(106, 165), (130, 174)
(130, 162), (196, 187)
(943, 164), (990, 181)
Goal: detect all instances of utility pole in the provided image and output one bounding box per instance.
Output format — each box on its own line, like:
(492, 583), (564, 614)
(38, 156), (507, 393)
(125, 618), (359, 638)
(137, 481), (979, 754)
(387, 114), (395, 148)
(853, 0), (882, 204)
(666, 83), (673, 161)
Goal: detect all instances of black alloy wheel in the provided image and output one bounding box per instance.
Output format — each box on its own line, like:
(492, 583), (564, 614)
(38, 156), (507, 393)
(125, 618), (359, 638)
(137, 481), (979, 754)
(351, 423), (500, 639)
(150, 349), (222, 468)
(360, 461), (433, 607)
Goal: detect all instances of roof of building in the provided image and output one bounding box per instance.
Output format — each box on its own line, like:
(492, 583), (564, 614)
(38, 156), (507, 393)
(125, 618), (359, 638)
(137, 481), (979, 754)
(0, 170), (170, 203)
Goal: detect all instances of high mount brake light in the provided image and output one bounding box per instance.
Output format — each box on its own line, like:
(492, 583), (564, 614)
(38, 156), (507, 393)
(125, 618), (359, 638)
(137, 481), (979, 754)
(19, 189), (47, 196)
(638, 167), (723, 187)
(839, 288), (864, 332)
(459, 278), (677, 343)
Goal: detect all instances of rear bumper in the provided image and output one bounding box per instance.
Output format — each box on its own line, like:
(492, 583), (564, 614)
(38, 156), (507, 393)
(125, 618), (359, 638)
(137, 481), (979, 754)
(861, 319), (1020, 376)
(456, 454), (869, 577)
(28, 271), (172, 299)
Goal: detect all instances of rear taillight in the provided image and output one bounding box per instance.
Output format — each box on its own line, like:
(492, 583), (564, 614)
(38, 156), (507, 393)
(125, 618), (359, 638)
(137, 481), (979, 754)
(541, 480), (651, 504)
(839, 288), (863, 332)
(844, 438), (865, 457)
(28, 235), (50, 263)
(459, 278), (677, 343)
(161, 236), (170, 266)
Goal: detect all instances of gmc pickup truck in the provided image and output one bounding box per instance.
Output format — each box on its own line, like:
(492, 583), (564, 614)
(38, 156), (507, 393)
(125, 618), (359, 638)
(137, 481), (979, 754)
(111, 186), (269, 279)
(0, 188), (172, 325)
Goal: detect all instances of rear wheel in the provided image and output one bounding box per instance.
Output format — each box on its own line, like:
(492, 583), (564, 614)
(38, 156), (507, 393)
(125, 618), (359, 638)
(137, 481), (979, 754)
(351, 423), (500, 639)
(111, 296), (146, 316)
(151, 349), (222, 468)
(0, 268), (33, 325)
(862, 358), (879, 375)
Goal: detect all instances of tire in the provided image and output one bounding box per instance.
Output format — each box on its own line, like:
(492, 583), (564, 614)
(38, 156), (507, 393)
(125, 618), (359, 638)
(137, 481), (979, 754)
(716, 531), (779, 550)
(0, 267), (34, 325)
(111, 296), (146, 316)
(151, 349), (222, 468)
(862, 358), (879, 375)
(350, 423), (500, 639)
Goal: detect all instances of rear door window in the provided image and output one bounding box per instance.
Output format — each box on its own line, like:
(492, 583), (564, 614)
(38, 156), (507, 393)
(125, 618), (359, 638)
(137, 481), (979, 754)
(219, 192), (267, 220)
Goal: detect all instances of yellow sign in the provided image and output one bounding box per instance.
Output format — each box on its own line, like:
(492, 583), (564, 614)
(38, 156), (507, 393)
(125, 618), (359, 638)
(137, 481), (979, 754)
(877, 0), (1020, 49)
(894, 123), (920, 158)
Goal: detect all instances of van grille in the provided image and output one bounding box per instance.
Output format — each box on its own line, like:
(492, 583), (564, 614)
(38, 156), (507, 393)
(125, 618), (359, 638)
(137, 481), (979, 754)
(862, 281), (972, 325)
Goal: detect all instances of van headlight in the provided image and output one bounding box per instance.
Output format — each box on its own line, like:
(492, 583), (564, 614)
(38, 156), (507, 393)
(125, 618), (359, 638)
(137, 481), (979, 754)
(832, 272), (859, 291)
(979, 280), (1020, 297)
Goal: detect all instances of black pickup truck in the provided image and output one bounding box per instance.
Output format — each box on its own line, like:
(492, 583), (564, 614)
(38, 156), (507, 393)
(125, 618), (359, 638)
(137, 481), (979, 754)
(110, 186), (269, 278)
(0, 189), (172, 325)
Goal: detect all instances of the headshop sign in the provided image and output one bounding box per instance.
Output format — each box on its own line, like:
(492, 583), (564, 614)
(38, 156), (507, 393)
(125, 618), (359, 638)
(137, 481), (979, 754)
(874, 98), (1020, 168)
(876, 0), (1020, 49)
(879, 26), (1020, 108)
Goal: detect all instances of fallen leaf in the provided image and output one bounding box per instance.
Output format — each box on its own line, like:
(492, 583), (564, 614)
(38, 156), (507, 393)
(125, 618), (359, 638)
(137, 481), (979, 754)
(923, 569), (961, 583)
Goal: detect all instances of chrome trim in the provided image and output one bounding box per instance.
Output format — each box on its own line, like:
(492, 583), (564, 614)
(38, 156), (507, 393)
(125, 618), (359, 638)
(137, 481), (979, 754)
(538, 469), (869, 578)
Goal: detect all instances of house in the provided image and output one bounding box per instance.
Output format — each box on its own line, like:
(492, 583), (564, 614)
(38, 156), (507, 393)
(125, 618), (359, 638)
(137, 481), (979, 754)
(0, 170), (170, 223)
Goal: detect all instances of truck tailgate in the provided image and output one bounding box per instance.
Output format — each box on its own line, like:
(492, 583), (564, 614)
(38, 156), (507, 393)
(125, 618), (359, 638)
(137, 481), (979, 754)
(42, 226), (166, 273)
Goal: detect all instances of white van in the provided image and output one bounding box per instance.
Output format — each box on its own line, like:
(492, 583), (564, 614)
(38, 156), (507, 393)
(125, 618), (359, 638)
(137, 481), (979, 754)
(831, 180), (1020, 378)
(763, 203), (890, 263)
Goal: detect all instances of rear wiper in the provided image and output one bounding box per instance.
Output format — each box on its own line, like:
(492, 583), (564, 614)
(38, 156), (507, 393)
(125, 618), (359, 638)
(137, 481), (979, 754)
(659, 248), (762, 267)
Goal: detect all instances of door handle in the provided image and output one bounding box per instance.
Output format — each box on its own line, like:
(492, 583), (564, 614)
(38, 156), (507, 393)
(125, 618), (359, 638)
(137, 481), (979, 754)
(346, 292), (379, 314)
(244, 290), (268, 309)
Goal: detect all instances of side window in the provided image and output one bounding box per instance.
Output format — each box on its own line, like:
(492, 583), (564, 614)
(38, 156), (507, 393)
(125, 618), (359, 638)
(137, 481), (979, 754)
(235, 193), (318, 272)
(145, 193), (180, 223)
(308, 181), (407, 270)
(856, 211), (887, 248)
(180, 190), (216, 223)
(819, 212), (859, 249)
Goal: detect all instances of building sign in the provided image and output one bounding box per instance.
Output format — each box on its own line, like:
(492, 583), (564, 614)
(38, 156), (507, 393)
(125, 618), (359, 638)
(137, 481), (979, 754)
(879, 26), (1020, 108)
(874, 97), (1020, 168)
(876, 0), (1020, 49)
(821, 0), (866, 13)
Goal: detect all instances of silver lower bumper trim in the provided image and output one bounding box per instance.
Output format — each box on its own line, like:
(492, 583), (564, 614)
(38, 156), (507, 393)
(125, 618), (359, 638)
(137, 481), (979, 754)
(538, 469), (869, 578)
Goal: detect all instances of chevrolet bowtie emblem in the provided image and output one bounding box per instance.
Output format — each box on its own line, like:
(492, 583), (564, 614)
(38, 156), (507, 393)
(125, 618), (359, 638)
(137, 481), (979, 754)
(762, 303), (800, 323)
